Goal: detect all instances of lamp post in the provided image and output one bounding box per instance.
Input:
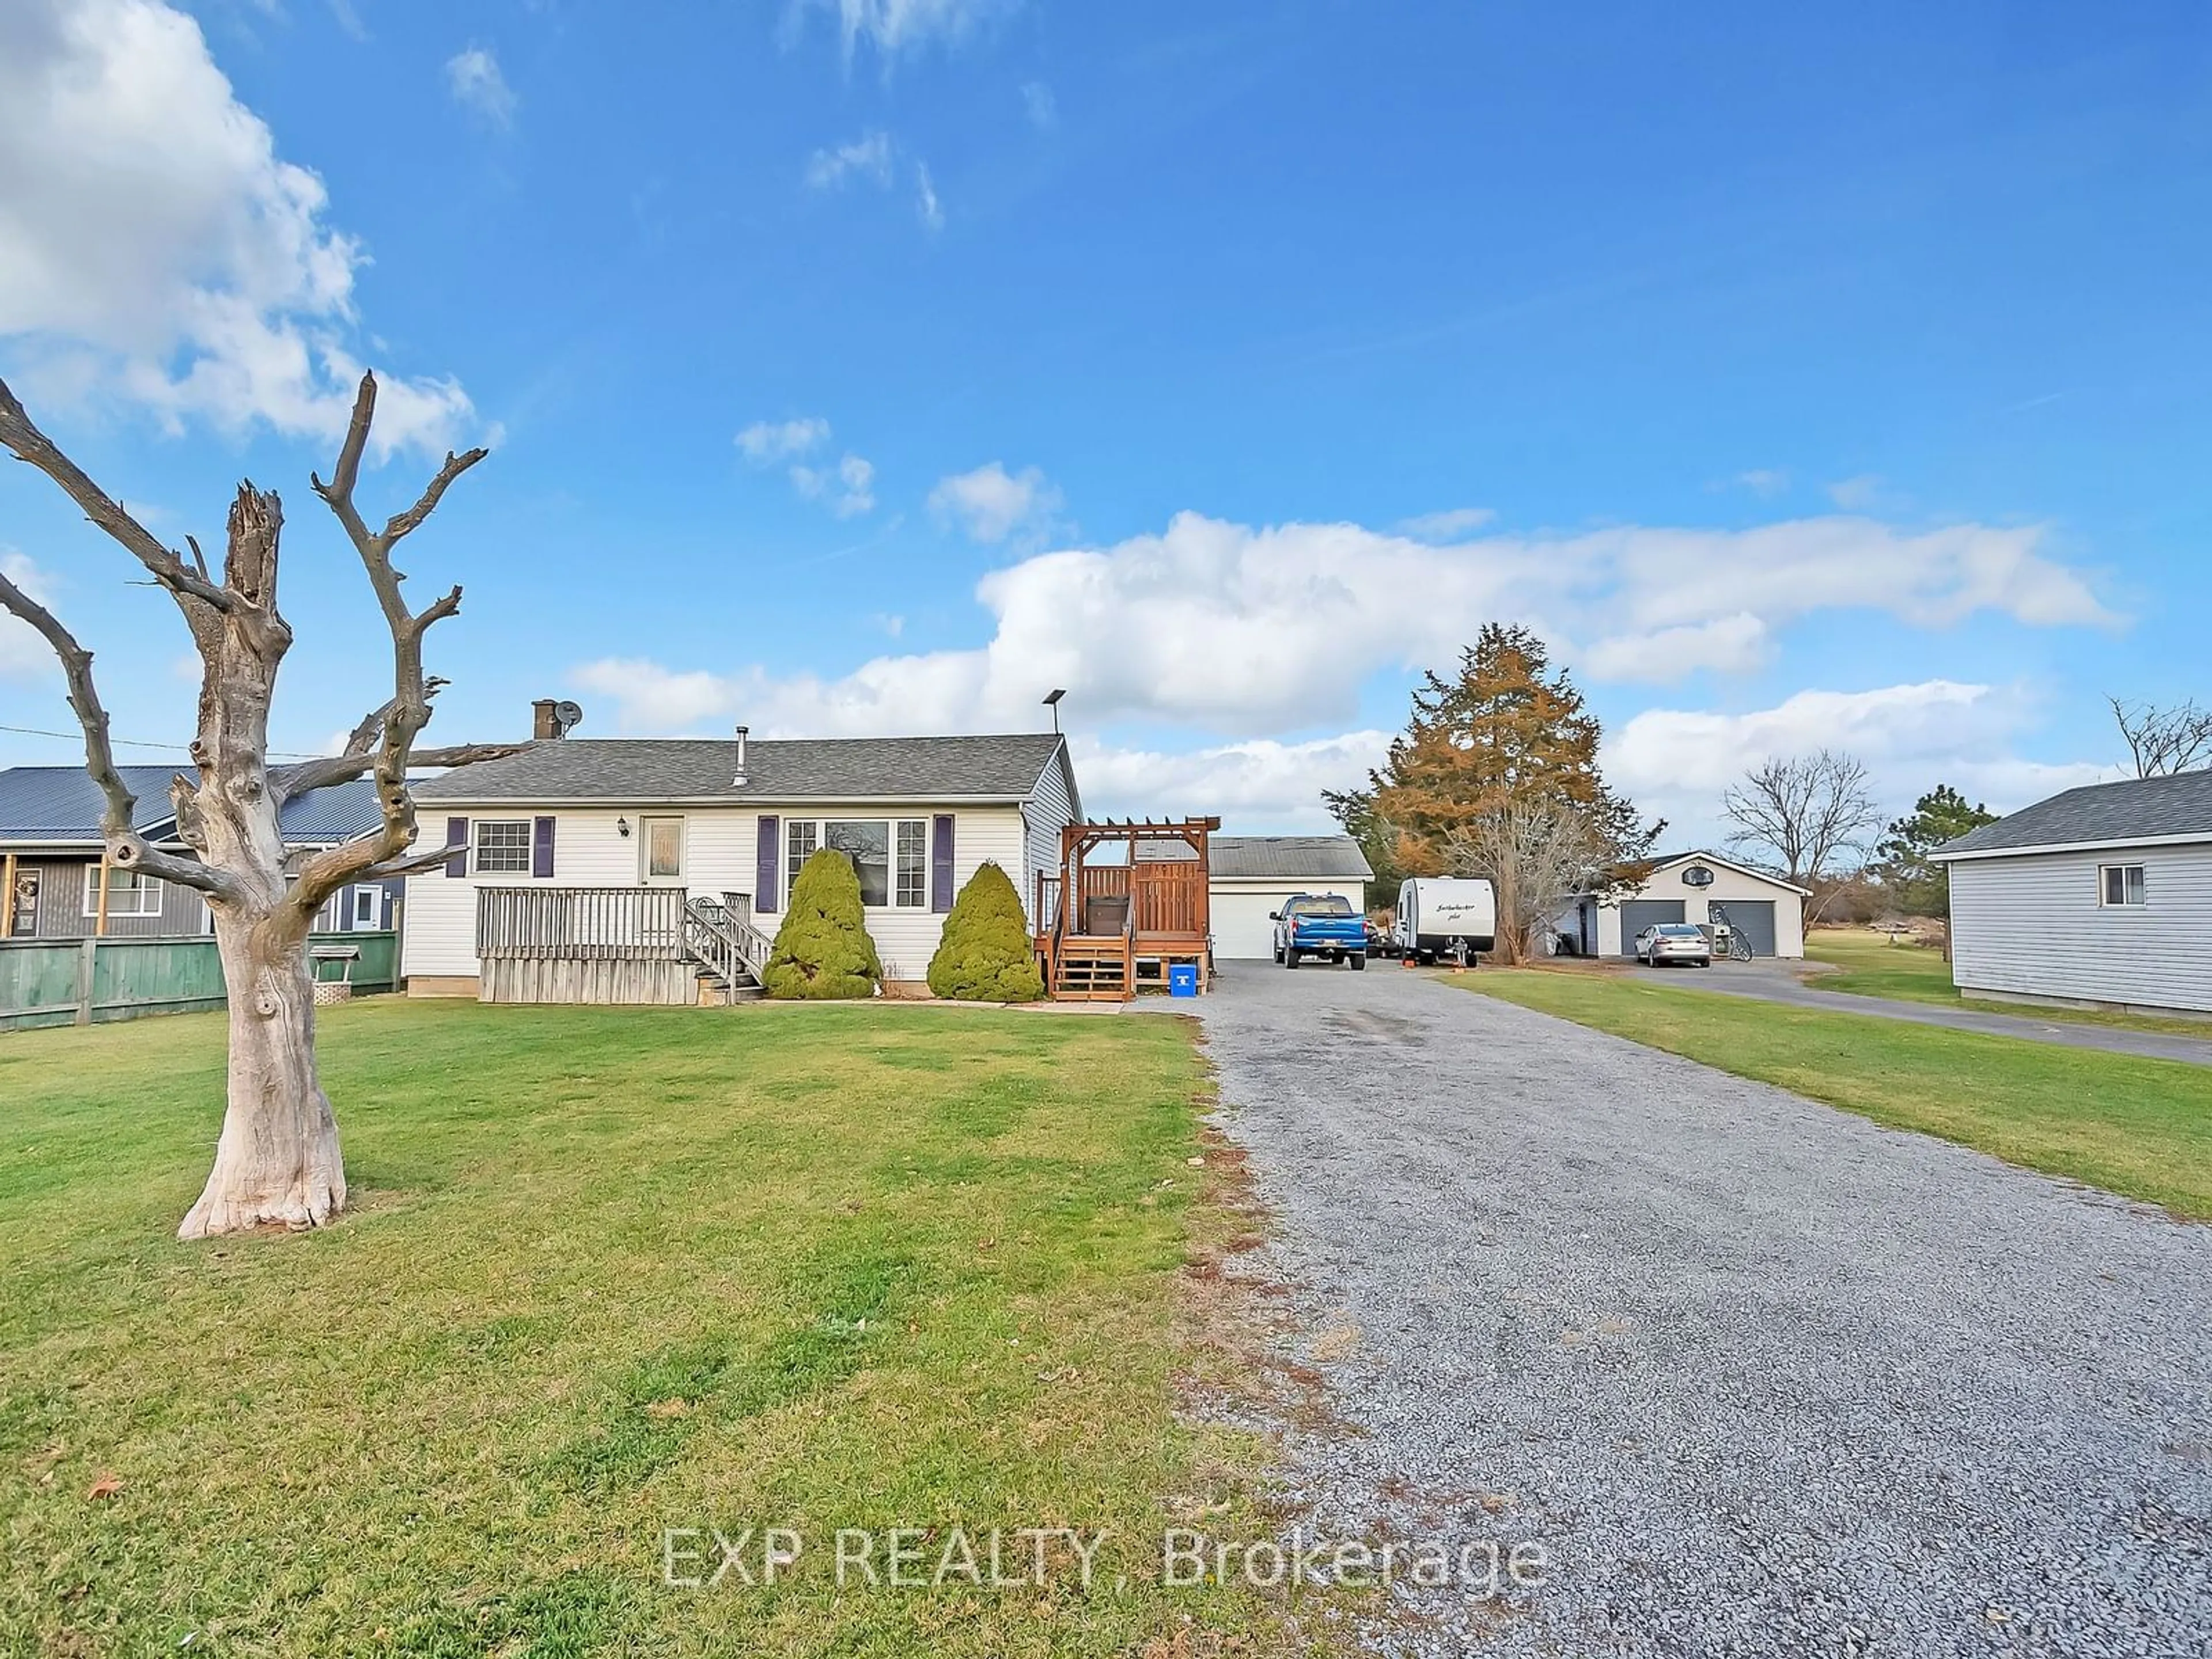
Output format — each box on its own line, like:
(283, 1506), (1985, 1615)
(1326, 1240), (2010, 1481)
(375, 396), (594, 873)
(1043, 688), (1067, 734)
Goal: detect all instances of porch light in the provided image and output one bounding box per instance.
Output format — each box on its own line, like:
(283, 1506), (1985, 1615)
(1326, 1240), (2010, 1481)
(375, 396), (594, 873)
(617, 817), (631, 838)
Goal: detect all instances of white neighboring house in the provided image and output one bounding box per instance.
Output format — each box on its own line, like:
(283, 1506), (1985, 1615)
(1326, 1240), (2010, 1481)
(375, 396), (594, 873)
(1562, 850), (1809, 959)
(402, 730), (1081, 998)
(1934, 770), (2212, 1016)
(1137, 834), (1373, 959)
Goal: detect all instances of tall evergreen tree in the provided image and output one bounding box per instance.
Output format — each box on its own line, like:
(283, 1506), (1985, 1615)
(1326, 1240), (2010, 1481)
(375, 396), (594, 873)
(1351, 624), (1658, 960)
(1872, 784), (1998, 916)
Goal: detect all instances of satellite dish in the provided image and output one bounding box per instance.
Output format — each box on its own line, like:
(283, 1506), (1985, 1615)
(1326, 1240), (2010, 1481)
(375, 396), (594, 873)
(552, 700), (584, 736)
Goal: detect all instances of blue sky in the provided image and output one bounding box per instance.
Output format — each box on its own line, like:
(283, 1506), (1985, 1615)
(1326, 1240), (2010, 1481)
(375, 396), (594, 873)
(3, 1), (2209, 840)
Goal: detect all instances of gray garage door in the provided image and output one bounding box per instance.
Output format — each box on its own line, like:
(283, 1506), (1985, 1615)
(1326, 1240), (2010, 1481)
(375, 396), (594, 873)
(1619, 899), (1685, 953)
(1711, 899), (1777, 957)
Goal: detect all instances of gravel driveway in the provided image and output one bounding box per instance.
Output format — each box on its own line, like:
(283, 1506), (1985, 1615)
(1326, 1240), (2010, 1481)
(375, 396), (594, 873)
(1198, 962), (2212, 1658)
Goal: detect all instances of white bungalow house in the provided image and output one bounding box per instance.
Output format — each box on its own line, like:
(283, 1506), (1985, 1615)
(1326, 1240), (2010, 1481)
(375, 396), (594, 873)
(402, 728), (1081, 1001)
(1934, 770), (2212, 1016)
(1560, 849), (1809, 959)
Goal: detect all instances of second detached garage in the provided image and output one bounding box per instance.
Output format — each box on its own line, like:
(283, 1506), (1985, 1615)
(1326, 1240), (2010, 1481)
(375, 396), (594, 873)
(1560, 849), (1809, 959)
(1140, 834), (1374, 959)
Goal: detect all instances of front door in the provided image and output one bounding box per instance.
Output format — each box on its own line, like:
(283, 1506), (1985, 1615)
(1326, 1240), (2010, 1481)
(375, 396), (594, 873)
(9, 866), (39, 936)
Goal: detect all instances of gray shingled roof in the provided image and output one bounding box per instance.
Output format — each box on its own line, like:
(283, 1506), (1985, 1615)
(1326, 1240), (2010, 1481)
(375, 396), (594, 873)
(0, 766), (384, 847)
(1937, 770), (2212, 858)
(412, 733), (1069, 804)
(1139, 834), (1374, 881)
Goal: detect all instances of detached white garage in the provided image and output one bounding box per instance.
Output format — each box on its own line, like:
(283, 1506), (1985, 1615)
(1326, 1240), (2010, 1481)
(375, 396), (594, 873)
(1563, 849), (1808, 959)
(1141, 835), (1374, 960)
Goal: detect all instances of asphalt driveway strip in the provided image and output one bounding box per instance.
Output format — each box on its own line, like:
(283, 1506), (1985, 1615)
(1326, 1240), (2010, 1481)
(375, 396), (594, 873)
(1631, 957), (2212, 1067)
(1195, 961), (2212, 1658)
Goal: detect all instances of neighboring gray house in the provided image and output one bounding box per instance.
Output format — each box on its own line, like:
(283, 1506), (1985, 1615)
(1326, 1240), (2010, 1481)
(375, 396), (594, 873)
(0, 766), (399, 940)
(1934, 770), (2212, 1015)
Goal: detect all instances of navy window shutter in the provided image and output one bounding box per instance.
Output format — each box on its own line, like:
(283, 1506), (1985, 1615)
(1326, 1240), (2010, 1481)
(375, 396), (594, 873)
(445, 817), (469, 878)
(756, 815), (780, 913)
(532, 816), (555, 878)
(930, 815), (956, 913)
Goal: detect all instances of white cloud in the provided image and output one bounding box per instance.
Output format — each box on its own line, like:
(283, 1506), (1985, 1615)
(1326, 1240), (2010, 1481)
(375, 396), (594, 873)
(790, 452), (876, 518)
(1606, 680), (2117, 843)
(1021, 80), (1056, 130)
(1827, 474), (1883, 509)
(1733, 468), (1790, 497)
(445, 46), (516, 128)
(915, 161), (944, 232)
(928, 461), (1060, 544)
(1581, 613), (1770, 683)
(804, 130), (894, 190)
(0, 0), (474, 456)
(793, 0), (1014, 62)
(736, 415), (831, 462)
(569, 507), (2115, 745)
(0, 552), (58, 681)
(735, 416), (872, 516)
(1397, 506), (1495, 540)
(1072, 731), (1391, 831)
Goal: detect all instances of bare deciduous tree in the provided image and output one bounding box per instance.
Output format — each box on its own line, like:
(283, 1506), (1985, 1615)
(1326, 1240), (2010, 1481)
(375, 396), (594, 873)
(1722, 749), (1880, 888)
(2111, 697), (2212, 778)
(0, 372), (519, 1239)
(1438, 798), (1607, 965)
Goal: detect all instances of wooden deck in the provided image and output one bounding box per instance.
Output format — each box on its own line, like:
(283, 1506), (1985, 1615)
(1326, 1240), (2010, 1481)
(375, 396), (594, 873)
(476, 887), (768, 1005)
(1036, 819), (1219, 1001)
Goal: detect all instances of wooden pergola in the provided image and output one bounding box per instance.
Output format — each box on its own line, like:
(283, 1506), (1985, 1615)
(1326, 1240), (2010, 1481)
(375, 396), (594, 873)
(1035, 817), (1220, 1001)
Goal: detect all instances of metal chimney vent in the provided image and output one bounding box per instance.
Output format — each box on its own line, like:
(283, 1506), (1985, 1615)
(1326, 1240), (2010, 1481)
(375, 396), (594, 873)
(733, 724), (749, 787)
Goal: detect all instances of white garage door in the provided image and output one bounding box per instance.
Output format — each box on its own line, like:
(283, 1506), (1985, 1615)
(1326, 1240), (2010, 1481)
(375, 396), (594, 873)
(1210, 885), (1364, 959)
(1211, 891), (1291, 959)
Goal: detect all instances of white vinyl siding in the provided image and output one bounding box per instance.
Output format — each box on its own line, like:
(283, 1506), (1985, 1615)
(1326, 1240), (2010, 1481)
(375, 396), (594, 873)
(1950, 844), (2212, 1013)
(1020, 748), (1079, 930)
(403, 802), (1029, 984)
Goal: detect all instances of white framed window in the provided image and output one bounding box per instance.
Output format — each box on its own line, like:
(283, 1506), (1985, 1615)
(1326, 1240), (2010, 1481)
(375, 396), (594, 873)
(641, 815), (684, 881)
(474, 819), (532, 875)
(783, 818), (930, 910)
(896, 819), (928, 907)
(84, 868), (162, 918)
(786, 819), (819, 907)
(2099, 863), (2146, 908)
(352, 887), (380, 928)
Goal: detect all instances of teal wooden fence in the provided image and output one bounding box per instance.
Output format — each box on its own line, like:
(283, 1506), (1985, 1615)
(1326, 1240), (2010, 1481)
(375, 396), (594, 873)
(0, 931), (398, 1032)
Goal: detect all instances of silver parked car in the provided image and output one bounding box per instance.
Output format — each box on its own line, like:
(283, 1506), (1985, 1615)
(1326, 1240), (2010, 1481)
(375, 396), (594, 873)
(1634, 922), (1711, 967)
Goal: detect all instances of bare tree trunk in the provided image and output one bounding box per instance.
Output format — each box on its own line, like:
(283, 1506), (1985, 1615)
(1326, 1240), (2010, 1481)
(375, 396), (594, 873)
(0, 372), (519, 1241)
(182, 910), (344, 1236)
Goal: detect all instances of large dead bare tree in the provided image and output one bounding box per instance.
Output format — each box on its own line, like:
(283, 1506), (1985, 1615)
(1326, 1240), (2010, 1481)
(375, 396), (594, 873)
(2111, 697), (2212, 778)
(1437, 798), (1608, 964)
(0, 372), (518, 1239)
(1721, 749), (1880, 889)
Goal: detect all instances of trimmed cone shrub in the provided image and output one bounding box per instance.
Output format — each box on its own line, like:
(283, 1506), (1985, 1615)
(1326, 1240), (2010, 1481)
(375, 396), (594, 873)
(762, 848), (884, 1000)
(926, 861), (1046, 1002)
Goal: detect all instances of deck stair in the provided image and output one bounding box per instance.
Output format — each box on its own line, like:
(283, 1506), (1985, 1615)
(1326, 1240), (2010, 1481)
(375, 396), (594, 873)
(684, 894), (772, 1005)
(1051, 931), (1133, 1000)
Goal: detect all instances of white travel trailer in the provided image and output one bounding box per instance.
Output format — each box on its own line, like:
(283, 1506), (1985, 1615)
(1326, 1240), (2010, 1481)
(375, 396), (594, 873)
(1393, 877), (1497, 964)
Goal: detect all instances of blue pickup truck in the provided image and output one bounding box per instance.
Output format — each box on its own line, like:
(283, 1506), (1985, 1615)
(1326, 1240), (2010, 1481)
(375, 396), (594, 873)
(1271, 893), (1369, 970)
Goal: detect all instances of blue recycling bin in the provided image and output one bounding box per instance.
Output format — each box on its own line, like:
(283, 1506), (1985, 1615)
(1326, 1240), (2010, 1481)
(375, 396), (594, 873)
(1168, 963), (1199, 998)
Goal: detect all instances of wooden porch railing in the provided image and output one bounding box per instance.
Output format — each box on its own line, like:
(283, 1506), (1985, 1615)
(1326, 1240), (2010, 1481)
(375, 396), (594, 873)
(477, 887), (685, 960)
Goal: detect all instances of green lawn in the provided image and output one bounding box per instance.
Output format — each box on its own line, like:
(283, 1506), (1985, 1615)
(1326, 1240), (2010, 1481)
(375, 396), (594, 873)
(0, 1001), (1305, 1658)
(1806, 928), (2212, 1037)
(1456, 969), (2212, 1221)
